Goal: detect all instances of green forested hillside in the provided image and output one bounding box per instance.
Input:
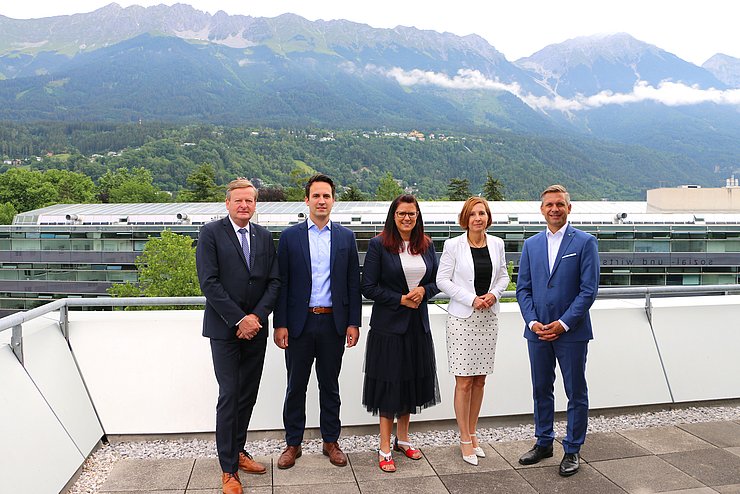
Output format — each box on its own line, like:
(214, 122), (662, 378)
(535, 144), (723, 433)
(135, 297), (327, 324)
(0, 122), (718, 202)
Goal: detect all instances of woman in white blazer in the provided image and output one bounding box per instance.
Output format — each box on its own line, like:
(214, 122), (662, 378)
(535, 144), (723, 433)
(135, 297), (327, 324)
(436, 197), (509, 466)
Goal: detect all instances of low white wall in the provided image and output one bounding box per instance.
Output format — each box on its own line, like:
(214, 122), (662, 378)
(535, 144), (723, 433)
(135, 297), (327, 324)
(3, 295), (739, 494)
(0, 319), (102, 494)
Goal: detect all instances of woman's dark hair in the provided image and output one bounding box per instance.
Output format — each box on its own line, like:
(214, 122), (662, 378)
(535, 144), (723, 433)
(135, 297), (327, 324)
(379, 194), (431, 255)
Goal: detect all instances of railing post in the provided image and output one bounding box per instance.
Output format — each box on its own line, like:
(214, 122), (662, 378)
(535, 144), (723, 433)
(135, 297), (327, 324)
(644, 292), (652, 325)
(11, 324), (23, 366)
(59, 304), (69, 341)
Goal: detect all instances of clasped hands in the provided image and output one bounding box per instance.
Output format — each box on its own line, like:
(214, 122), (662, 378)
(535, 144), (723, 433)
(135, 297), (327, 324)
(472, 293), (496, 310)
(236, 314), (261, 340)
(400, 286), (426, 309)
(531, 320), (565, 341)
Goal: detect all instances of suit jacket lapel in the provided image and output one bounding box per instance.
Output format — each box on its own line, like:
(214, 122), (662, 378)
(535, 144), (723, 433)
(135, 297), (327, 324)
(549, 225), (575, 280)
(330, 221), (338, 271)
(299, 220), (312, 278)
(223, 217), (249, 268)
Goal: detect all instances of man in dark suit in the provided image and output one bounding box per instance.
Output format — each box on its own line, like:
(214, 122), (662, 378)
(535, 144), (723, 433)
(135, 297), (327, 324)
(516, 184), (599, 477)
(196, 178), (280, 494)
(273, 173), (362, 469)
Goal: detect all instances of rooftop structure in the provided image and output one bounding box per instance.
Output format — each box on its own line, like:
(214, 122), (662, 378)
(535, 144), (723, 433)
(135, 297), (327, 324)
(2, 199), (739, 314)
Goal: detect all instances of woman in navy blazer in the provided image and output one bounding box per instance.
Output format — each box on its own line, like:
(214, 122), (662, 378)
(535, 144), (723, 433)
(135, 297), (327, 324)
(361, 194), (440, 473)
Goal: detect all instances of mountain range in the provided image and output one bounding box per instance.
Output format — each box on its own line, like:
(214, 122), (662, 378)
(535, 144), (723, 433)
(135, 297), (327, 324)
(0, 3), (738, 190)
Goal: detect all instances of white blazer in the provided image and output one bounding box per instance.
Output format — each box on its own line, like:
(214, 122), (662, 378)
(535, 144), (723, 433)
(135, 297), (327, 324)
(436, 233), (510, 318)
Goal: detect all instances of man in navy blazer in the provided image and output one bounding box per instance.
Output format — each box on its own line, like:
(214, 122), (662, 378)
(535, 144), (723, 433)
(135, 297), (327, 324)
(196, 179), (280, 494)
(273, 174), (362, 469)
(516, 184), (599, 477)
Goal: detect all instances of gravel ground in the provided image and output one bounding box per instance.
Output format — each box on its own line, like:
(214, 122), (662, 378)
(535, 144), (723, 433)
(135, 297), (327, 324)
(68, 404), (740, 494)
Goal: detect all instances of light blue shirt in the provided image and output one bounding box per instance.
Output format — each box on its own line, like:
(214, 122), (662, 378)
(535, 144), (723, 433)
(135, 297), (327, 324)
(308, 218), (332, 307)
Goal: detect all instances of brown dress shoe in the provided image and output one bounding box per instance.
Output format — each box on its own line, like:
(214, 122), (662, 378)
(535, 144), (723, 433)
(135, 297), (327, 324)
(277, 445), (302, 469)
(238, 451), (266, 474)
(322, 442), (348, 467)
(221, 472), (243, 494)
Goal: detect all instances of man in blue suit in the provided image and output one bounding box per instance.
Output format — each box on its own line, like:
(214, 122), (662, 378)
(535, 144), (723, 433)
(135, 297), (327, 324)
(516, 184), (599, 477)
(196, 179), (280, 494)
(273, 174), (362, 470)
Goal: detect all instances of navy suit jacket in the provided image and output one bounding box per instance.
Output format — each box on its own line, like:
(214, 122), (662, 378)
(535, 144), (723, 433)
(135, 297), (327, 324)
(196, 217), (280, 340)
(361, 235), (440, 335)
(516, 224), (599, 342)
(273, 220), (362, 337)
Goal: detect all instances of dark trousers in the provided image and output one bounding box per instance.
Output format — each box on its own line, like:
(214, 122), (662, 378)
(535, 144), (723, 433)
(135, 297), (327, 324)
(528, 339), (589, 454)
(210, 336), (267, 473)
(283, 313), (345, 446)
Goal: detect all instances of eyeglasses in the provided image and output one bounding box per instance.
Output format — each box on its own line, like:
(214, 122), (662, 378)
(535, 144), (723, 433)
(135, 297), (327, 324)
(395, 211), (418, 219)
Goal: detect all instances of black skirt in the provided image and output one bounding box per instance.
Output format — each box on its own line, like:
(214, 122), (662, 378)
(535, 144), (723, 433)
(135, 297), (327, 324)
(362, 311), (441, 418)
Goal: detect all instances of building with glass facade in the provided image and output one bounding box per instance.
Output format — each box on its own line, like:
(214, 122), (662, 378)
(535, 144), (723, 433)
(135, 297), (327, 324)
(2, 198), (739, 314)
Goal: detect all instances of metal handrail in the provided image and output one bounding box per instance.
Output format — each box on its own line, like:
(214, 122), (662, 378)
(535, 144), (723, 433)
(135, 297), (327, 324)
(2, 285), (740, 366)
(2, 285), (740, 333)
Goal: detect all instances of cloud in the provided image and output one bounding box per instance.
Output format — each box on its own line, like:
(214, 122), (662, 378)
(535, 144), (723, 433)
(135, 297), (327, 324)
(374, 66), (740, 111)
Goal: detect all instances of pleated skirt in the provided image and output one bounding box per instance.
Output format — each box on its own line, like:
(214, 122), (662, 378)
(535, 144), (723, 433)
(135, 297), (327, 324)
(362, 312), (441, 419)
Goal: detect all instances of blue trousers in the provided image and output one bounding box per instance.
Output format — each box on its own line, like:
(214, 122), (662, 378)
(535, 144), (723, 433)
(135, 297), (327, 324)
(527, 339), (589, 453)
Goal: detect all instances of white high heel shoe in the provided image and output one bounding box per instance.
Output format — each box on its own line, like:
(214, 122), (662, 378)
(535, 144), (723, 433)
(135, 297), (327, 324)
(460, 440), (478, 466)
(470, 433), (486, 458)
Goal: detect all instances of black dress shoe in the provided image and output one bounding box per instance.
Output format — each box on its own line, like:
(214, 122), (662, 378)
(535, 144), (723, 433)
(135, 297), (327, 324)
(559, 452), (580, 476)
(518, 444), (554, 465)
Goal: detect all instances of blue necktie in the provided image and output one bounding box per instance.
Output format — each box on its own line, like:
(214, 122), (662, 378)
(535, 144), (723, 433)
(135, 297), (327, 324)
(238, 228), (250, 270)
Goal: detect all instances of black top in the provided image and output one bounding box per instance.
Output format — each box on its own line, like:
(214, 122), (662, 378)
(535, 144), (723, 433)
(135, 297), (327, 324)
(471, 246), (493, 296)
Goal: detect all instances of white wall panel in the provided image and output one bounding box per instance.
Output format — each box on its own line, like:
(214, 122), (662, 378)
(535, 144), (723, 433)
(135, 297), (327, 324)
(22, 318), (103, 456)
(651, 295), (740, 402)
(0, 345), (85, 494)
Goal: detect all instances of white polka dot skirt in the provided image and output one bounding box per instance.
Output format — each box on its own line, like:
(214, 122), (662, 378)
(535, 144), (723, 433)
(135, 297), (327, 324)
(445, 308), (499, 376)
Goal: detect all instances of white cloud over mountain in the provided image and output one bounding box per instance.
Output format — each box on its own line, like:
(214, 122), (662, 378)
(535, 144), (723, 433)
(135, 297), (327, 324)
(379, 67), (740, 111)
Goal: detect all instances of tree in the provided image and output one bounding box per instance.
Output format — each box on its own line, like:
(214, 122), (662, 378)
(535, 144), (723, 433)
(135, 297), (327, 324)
(257, 186), (287, 202)
(482, 173), (505, 201)
(108, 230), (201, 309)
(448, 178), (471, 201)
(375, 172), (403, 200)
(177, 163), (223, 202)
(0, 202), (17, 224)
(339, 184), (367, 201)
(0, 168), (59, 212)
(98, 167), (170, 203)
(44, 169), (96, 204)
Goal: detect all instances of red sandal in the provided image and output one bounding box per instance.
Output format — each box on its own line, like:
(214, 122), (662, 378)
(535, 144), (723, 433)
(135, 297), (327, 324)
(394, 437), (422, 460)
(378, 449), (396, 472)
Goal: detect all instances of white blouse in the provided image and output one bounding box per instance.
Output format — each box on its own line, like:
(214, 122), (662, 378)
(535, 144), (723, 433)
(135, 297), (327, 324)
(399, 241), (426, 289)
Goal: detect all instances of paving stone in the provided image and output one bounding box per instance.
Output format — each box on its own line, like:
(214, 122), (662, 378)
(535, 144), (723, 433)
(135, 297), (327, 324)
(491, 439), (563, 469)
(272, 451), (356, 486)
(423, 443), (511, 475)
(677, 421), (740, 447)
(187, 457), (271, 489)
(656, 488), (719, 494)
(273, 483), (359, 494)
(660, 448), (740, 486)
(590, 455), (704, 493)
(581, 431), (651, 462)
(357, 475), (450, 494)
(714, 485), (740, 494)
(727, 447), (740, 458)
(348, 449), (436, 481)
(518, 464), (625, 494)
(619, 426), (714, 454)
(101, 458), (194, 492)
(186, 488), (271, 494)
(440, 470), (537, 494)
